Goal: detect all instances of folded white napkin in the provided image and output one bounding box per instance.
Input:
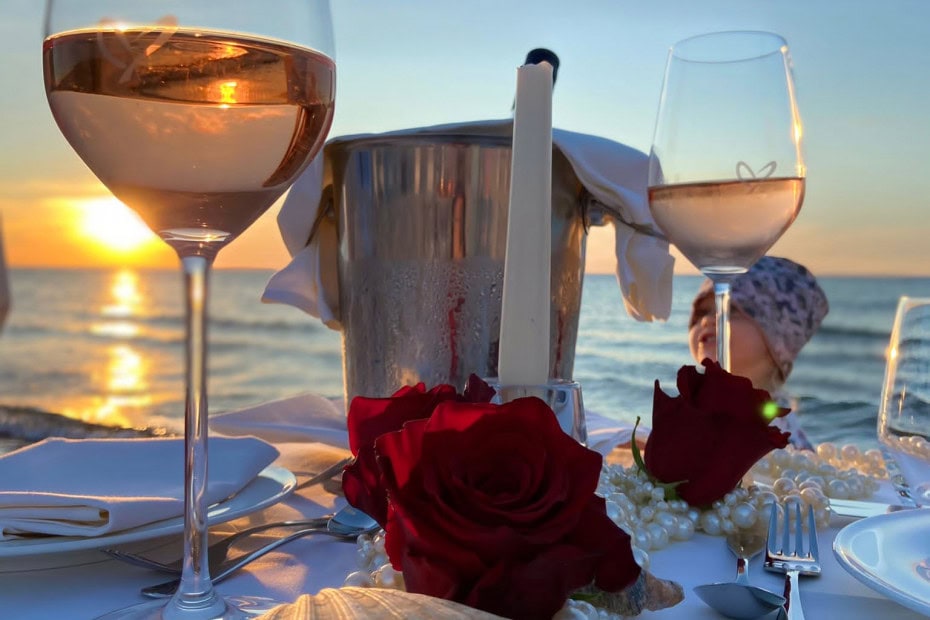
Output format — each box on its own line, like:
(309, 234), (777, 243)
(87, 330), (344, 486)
(262, 119), (674, 324)
(0, 436), (278, 539)
(210, 392), (641, 459)
(211, 392), (349, 450)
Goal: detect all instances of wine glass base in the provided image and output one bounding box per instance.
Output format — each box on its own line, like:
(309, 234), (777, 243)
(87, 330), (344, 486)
(96, 596), (284, 620)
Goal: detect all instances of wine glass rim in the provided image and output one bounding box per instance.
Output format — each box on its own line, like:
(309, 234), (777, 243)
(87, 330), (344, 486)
(42, 25), (334, 60)
(670, 30), (788, 64)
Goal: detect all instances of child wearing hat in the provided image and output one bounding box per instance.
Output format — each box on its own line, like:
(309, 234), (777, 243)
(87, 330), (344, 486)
(688, 256), (830, 449)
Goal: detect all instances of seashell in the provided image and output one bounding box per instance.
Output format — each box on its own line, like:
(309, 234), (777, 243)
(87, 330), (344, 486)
(257, 587), (506, 620)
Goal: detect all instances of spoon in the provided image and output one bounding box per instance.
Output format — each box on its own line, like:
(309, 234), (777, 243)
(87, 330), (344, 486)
(694, 532), (786, 619)
(141, 505), (380, 599)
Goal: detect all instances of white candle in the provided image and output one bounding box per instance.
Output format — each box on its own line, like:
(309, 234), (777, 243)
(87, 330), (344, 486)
(498, 61), (553, 387)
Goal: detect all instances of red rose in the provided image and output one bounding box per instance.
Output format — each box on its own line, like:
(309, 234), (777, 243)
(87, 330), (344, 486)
(374, 398), (641, 620)
(643, 360), (790, 507)
(343, 377), (492, 525)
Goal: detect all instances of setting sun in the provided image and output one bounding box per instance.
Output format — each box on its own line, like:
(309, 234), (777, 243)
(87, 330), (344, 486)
(75, 196), (160, 254)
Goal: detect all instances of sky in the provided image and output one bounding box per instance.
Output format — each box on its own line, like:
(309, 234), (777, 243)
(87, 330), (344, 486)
(1, 0), (928, 275)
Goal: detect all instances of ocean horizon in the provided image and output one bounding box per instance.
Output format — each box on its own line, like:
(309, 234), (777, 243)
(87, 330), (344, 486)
(3, 267), (930, 452)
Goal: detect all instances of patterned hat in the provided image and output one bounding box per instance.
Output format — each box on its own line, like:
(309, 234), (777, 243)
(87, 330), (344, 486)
(689, 256), (829, 380)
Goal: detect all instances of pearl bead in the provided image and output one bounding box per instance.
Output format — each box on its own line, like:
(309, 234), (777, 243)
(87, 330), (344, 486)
(818, 463), (838, 477)
(344, 570), (374, 587)
(674, 517), (696, 540)
(632, 546), (651, 570)
(605, 499), (622, 522)
(639, 506), (656, 522)
(841, 444), (861, 461)
(827, 478), (850, 499)
(732, 503), (757, 528)
(634, 528), (651, 551)
(700, 512), (723, 535)
(755, 490), (778, 505)
(374, 564), (402, 588)
(817, 442), (837, 459)
(647, 523), (670, 549)
(655, 511), (677, 531)
(773, 477), (797, 495)
(356, 550), (373, 569)
(799, 487), (827, 509)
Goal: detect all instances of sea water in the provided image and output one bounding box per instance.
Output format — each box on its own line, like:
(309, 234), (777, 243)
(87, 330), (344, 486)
(2, 268), (929, 449)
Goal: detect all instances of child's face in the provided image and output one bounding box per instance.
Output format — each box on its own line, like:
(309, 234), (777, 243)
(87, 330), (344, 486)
(688, 296), (781, 391)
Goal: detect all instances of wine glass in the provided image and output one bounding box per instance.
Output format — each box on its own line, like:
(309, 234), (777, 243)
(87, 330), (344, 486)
(877, 297), (930, 506)
(42, 2), (335, 618)
(647, 31), (804, 371)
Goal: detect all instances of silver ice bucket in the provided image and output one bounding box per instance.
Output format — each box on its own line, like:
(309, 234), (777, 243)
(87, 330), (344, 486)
(322, 129), (602, 401)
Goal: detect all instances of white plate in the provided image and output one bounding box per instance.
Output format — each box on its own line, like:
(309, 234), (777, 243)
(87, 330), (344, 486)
(834, 509), (930, 615)
(0, 464), (296, 568)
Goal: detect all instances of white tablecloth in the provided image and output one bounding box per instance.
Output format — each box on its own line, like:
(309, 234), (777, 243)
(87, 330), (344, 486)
(0, 398), (924, 620)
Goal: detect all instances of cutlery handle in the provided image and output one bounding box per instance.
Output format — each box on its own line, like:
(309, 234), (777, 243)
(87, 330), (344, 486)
(784, 570), (806, 620)
(734, 556), (751, 586)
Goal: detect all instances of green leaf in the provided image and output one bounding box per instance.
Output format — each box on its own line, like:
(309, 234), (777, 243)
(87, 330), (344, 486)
(630, 416), (647, 473)
(630, 417), (687, 501)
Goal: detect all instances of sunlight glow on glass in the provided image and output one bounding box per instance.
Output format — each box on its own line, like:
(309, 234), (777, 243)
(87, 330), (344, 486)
(77, 196), (158, 253)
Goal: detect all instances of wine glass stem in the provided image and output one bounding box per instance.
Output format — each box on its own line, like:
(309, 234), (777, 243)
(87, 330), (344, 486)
(714, 280), (732, 372)
(169, 254), (225, 617)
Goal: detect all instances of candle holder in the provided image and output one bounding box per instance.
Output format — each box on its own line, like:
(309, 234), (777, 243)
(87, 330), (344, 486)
(483, 378), (587, 445)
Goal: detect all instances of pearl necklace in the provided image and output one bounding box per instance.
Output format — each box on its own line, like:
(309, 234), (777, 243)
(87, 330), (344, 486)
(599, 442), (883, 570)
(748, 443), (884, 500)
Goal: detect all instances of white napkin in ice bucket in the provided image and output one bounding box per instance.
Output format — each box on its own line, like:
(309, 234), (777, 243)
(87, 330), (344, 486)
(262, 119), (674, 324)
(0, 436), (278, 538)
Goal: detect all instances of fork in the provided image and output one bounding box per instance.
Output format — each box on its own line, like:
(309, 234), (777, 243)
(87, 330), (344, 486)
(764, 501), (821, 620)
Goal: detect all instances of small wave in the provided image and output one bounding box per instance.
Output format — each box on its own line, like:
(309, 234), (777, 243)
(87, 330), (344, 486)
(817, 324), (891, 340)
(798, 397), (874, 415)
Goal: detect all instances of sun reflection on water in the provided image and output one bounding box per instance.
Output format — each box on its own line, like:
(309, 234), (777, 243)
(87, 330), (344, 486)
(74, 270), (156, 428)
(92, 270), (144, 340)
